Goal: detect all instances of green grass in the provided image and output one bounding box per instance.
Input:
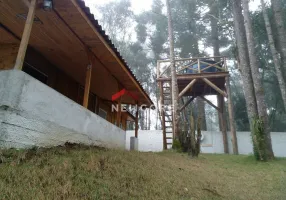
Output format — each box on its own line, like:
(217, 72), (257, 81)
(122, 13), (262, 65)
(0, 145), (285, 200)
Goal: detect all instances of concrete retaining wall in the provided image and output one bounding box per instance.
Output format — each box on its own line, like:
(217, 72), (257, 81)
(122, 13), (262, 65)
(126, 130), (286, 157)
(0, 70), (126, 149)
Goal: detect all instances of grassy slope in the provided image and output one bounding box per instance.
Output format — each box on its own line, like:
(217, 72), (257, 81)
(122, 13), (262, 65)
(0, 145), (285, 200)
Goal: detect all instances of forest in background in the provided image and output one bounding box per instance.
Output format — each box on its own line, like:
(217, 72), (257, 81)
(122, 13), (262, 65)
(88, 0), (286, 132)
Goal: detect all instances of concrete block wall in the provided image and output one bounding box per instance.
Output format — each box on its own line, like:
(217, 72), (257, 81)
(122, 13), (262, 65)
(0, 70), (126, 149)
(126, 130), (286, 157)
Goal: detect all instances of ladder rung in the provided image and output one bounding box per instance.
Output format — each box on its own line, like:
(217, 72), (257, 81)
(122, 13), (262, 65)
(166, 137), (173, 139)
(165, 126), (173, 128)
(167, 143), (173, 145)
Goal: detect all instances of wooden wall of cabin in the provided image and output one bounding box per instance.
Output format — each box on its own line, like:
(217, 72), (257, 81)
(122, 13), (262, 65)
(0, 44), (19, 70)
(97, 99), (128, 131)
(25, 47), (129, 130)
(0, 42), (129, 130)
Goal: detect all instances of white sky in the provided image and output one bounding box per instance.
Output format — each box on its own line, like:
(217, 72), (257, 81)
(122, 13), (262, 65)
(84, 0), (153, 14)
(84, 0), (263, 15)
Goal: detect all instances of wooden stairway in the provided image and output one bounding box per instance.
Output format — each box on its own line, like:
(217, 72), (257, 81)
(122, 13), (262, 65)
(161, 82), (174, 149)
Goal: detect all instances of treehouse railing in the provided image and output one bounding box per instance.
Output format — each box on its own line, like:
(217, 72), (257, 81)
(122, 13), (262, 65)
(157, 56), (228, 78)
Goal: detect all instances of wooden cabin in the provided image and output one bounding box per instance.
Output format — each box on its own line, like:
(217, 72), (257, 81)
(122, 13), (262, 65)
(0, 0), (152, 149)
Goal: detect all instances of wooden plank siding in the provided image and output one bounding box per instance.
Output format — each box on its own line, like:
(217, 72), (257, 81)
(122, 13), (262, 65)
(0, 44), (19, 70)
(0, 43), (131, 130)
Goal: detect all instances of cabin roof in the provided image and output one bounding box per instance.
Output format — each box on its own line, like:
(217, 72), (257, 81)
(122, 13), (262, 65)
(0, 0), (153, 106)
(76, 0), (153, 106)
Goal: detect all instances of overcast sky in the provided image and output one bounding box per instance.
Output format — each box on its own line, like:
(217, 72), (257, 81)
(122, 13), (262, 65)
(84, 0), (264, 15)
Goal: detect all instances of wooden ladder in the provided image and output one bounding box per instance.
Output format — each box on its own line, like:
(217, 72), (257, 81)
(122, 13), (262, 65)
(161, 82), (174, 149)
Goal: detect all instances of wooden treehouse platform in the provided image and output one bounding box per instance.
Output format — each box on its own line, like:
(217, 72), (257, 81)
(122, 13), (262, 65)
(156, 56), (237, 153)
(157, 72), (229, 97)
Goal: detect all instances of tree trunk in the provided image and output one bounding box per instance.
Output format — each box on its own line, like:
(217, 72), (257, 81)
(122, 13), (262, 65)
(197, 98), (207, 130)
(232, 1), (258, 132)
(209, 1), (220, 58)
(271, 0), (286, 74)
(166, 0), (180, 138)
(261, 0), (286, 111)
(242, 0), (274, 159)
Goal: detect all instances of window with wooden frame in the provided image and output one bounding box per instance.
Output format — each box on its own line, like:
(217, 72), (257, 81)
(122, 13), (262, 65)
(98, 108), (107, 120)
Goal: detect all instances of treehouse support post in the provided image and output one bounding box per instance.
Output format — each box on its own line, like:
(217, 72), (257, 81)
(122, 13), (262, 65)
(226, 76), (239, 154)
(217, 94), (229, 154)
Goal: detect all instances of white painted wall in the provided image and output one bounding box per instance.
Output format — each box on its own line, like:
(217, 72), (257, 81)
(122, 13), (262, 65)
(0, 70), (126, 149)
(126, 130), (286, 157)
(126, 130), (163, 152)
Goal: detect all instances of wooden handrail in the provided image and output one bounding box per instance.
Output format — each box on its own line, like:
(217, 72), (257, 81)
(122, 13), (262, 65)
(157, 57), (228, 78)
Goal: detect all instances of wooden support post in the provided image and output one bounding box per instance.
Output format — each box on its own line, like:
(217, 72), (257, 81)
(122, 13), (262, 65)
(95, 96), (100, 114)
(226, 77), (238, 154)
(117, 96), (122, 128)
(199, 96), (219, 111)
(160, 83), (167, 150)
(198, 59), (201, 73)
(178, 79), (197, 98)
(158, 61), (167, 149)
(14, 0), (37, 70)
(203, 78), (227, 97)
(135, 103), (139, 138)
(218, 94), (229, 154)
(83, 64), (92, 108)
(217, 95), (223, 131)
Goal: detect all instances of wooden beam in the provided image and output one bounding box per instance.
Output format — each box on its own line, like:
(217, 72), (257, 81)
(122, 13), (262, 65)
(83, 48), (95, 108)
(95, 96), (100, 114)
(135, 103), (139, 138)
(156, 61), (161, 78)
(199, 96), (219, 111)
(178, 79), (197, 98)
(159, 64), (171, 77)
(179, 96), (195, 112)
(117, 96), (122, 128)
(200, 60), (225, 72)
(158, 80), (167, 150)
(83, 64), (92, 108)
(202, 78), (227, 97)
(217, 94), (229, 154)
(198, 59), (201, 73)
(157, 56), (226, 63)
(177, 61), (198, 73)
(156, 72), (229, 81)
(226, 76), (238, 154)
(70, 0), (152, 106)
(14, 0), (37, 70)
